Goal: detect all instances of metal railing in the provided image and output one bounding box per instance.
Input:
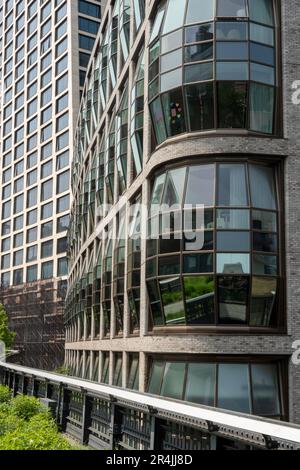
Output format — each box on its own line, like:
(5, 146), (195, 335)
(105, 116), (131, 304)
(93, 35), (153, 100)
(1, 360), (300, 451)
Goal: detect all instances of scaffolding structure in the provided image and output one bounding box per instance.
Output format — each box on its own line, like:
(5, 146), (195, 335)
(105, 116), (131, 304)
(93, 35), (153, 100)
(0, 278), (67, 370)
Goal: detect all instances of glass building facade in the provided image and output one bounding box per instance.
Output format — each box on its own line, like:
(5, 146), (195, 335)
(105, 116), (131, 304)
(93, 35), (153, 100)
(0, 0), (104, 368)
(65, 0), (298, 424)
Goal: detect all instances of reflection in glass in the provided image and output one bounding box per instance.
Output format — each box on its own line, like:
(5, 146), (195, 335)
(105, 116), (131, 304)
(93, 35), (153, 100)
(253, 254), (277, 275)
(147, 280), (164, 325)
(216, 22), (248, 41)
(250, 276), (277, 326)
(253, 232), (277, 253)
(159, 277), (185, 325)
(185, 165), (215, 206)
(251, 364), (280, 416)
(249, 165), (276, 210)
(185, 363), (215, 405)
(185, 83), (214, 131)
(162, 167), (186, 206)
(250, 83), (274, 134)
(184, 254), (213, 273)
(217, 0), (247, 17)
(217, 209), (249, 229)
(218, 363), (250, 413)
(248, 0), (274, 26)
(217, 231), (250, 252)
(184, 43), (213, 63)
(185, 23), (214, 43)
(184, 276), (214, 324)
(218, 276), (249, 324)
(186, 0), (214, 24)
(218, 164), (248, 206)
(148, 361), (165, 394)
(252, 210), (277, 231)
(217, 253), (250, 274)
(218, 82), (247, 128)
(161, 362), (186, 399)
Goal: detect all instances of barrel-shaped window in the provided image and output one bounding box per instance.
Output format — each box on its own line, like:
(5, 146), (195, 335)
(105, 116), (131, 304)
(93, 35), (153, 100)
(146, 161), (282, 329)
(149, 0), (279, 146)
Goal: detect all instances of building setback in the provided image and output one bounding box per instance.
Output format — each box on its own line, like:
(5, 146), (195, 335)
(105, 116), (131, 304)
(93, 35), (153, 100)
(67, 0), (298, 426)
(0, 0), (105, 369)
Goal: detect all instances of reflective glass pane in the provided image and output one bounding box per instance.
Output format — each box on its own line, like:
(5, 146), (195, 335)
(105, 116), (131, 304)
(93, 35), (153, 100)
(161, 29), (183, 53)
(186, 0), (214, 24)
(160, 68), (182, 92)
(184, 276), (214, 324)
(249, 83), (274, 134)
(184, 43), (213, 63)
(250, 63), (275, 85)
(250, 22), (274, 46)
(216, 61), (248, 80)
(250, 276), (277, 326)
(217, 83), (247, 128)
(159, 277), (185, 325)
(185, 363), (216, 405)
(150, 98), (167, 145)
(218, 363), (250, 413)
(250, 42), (274, 66)
(163, 0), (186, 34)
(161, 89), (186, 136)
(252, 210), (277, 232)
(148, 361), (165, 394)
(184, 62), (213, 83)
(217, 0), (247, 17)
(217, 231), (250, 251)
(249, 165), (276, 210)
(217, 209), (250, 229)
(185, 165), (215, 206)
(218, 276), (249, 324)
(251, 364), (280, 416)
(217, 164), (248, 206)
(216, 22), (248, 41)
(161, 362), (186, 399)
(217, 253), (250, 274)
(248, 0), (274, 26)
(162, 167), (186, 206)
(151, 173), (166, 208)
(183, 254), (213, 273)
(158, 255), (180, 275)
(185, 83), (214, 131)
(185, 23), (214, 43)
(253, 232), (277, 252)
(216, 42), (248, 60)
(252, 254), (277, 275)
(147, 280), (164, 325)
(161, 49), (182, 73)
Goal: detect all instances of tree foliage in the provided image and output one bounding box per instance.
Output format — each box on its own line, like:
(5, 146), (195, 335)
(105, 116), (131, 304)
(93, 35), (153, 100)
(0, 304), (16, 350)
(0, 386), (78, 450)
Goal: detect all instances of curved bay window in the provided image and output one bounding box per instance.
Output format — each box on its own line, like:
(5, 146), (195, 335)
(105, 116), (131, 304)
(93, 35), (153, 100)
(147, 357), (286, 418)
(116, 86), (129, 195)
(149, 0), (280, 146)
(127, 195), (142, 331)
(146, 160), (283, 331)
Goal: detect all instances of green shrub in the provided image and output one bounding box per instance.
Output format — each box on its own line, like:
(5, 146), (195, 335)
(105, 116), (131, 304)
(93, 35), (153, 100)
(10, 395), (48, 421)
(0, 413), (74, 450)
(0, 385), (11, 404)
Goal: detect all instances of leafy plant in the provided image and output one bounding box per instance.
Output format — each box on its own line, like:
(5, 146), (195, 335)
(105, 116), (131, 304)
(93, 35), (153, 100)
(0, 385), (11, 404)
(10, 395), (49, 421)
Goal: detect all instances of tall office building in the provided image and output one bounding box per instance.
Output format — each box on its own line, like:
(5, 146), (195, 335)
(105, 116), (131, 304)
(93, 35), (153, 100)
(0, 0), (105, 368)
(65, 0), (300, 430)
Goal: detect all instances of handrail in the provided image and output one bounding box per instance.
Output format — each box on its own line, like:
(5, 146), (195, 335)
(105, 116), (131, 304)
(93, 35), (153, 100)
(1, 360), (300, 449)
